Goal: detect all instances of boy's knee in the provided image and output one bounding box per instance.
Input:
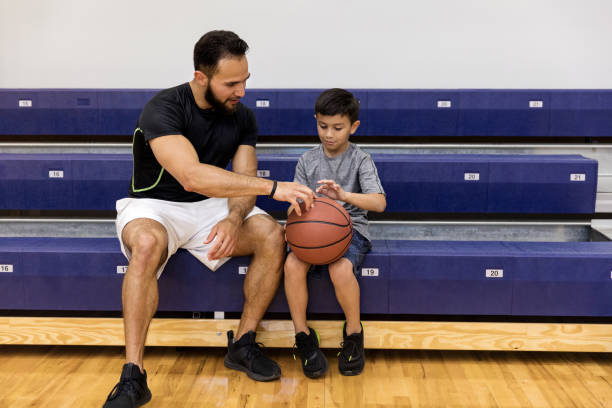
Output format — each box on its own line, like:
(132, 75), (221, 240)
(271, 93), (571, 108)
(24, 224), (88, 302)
(329, 258), (356, 284)
(284, 252), (309, 277)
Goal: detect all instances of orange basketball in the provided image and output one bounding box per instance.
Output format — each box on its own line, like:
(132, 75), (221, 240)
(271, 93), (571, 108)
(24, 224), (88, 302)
(285, 196), (353, 265)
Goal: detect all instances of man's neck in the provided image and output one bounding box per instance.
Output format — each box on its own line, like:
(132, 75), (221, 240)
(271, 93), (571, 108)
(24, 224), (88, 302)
(189, 80), (212, 110)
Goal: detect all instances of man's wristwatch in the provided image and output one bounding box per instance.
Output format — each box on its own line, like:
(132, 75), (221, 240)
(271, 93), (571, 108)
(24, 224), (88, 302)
(268, 180), (278, 198)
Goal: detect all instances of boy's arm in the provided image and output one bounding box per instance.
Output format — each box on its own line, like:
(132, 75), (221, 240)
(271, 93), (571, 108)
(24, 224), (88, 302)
(317, 180), (386, 213)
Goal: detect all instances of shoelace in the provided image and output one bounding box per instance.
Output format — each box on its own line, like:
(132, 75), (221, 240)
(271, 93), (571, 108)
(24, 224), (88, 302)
(106, 378), (143, 401)
(244, 341), (266, 361)
(338, 336), (360, 363)
(292, 338), (317, 366)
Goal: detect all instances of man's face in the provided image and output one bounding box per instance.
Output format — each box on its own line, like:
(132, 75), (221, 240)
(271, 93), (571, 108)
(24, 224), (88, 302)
(315, 113), (360, 156)
(205, 56), (250, 114)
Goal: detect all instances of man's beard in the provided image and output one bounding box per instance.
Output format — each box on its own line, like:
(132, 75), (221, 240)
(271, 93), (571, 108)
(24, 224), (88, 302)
(205, 86), (236, 115)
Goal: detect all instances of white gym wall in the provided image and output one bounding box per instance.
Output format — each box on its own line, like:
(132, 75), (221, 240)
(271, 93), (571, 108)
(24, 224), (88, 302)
(1, 0), (611, 88)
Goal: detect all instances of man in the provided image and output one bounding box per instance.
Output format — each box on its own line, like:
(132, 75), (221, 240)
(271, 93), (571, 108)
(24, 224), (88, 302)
(103, 30), (315, 408)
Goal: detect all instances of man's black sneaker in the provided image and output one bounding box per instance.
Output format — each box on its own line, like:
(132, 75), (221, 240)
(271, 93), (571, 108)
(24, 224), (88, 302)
(224, 330), (281, 381)
(338, 322), (365, 376)
(103, 363), (152, 408)
(293, 327), (328, 379)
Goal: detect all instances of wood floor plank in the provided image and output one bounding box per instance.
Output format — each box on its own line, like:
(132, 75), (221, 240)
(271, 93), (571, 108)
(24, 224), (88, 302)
(0, 346), (609, 407)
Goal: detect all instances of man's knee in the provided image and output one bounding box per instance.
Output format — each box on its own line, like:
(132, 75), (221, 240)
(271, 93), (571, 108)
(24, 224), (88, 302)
(251, 215), (285, 252)
(132, 232), (166, 259)
(124, 224), (168, 273)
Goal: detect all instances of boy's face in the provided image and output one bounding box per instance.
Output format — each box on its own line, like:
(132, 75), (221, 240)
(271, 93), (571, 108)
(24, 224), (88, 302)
(315, 114), (360, 156)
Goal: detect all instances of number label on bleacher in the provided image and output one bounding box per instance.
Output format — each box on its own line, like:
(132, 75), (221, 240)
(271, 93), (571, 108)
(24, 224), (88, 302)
(257, 170), (270, 178)
(361, 268), (379, 277)
(256, 100), (270, 108)
(238, 266), (248, 275)
(486, 269), (503, 278)
(48, 170), (64, 178)
(437, 100), (452, 108)
(116, 266), (128, 274)
(529, 100), (543, 108)
(570, 174), (585, 182)
(464, 173), (480, 181)
(0, 264), (14, 273)
(19, 100), (32, 108)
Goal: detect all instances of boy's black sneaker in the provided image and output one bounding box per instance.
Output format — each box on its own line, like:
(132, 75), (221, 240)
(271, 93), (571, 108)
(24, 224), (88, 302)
(338, 322), (365, 376)
(293, 327), (328, 379)
(224, 330), (281, 381)
(103, 363), (152, 408)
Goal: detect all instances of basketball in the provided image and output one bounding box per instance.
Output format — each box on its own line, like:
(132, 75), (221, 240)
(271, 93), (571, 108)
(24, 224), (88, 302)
(285, 196), (353, 265)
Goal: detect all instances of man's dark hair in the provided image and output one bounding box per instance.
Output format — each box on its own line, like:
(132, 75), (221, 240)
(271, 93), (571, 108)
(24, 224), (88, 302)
(314, 88), (360, 123)
(193, 30), (249, 77)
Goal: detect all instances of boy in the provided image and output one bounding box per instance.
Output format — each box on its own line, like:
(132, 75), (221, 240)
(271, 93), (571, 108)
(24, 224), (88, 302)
(284, 88), (386, 378)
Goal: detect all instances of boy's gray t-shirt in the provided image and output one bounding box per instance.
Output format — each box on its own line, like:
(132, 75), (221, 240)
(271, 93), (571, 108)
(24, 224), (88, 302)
(293, 143), (385, 241)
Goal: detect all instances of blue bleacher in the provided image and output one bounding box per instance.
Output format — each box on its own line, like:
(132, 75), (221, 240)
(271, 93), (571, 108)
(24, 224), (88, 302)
(0, 88), (611, 319)
(2, 89), (612, 137)
(0, 153), (598, 214)
(1, 238), (610, 316)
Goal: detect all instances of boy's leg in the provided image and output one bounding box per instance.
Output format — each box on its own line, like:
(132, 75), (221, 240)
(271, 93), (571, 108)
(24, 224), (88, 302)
(284, 252), (311, 334)
(285, 252), (328, 378)
(329, 257), (366, 376)
(328, 258), (361, 335)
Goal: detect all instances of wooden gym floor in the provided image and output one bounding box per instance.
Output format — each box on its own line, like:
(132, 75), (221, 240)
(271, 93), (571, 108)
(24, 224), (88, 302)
(0, 345), (609, 407)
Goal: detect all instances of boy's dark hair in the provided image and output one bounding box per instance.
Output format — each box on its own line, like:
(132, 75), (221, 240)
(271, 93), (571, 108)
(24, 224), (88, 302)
(193, 30), (249, 77)
(314, 88), (360, 123)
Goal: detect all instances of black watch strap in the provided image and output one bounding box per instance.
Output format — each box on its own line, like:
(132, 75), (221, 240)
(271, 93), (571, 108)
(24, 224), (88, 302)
(268, 180), (278, 198)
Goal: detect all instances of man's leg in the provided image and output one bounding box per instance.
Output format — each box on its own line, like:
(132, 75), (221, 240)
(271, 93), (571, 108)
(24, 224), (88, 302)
(103, 218), (168, 407)
(222, 214), (285, 381)
(120, 218), (168, 370)
(231, 214), (285, 339)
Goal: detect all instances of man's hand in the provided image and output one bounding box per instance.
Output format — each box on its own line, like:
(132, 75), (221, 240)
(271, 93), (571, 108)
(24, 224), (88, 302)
(316, 179), (347, 201)
(205, 215), (241, 260)
(273, 182), (315, 216)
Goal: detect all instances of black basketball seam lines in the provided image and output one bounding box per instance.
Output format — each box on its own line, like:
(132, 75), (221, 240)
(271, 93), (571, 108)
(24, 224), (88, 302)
(286, 220), (350, 227)
(286, 199), (351, 227)
(322, 231), (353, 264)
(287, 229), (353, 250)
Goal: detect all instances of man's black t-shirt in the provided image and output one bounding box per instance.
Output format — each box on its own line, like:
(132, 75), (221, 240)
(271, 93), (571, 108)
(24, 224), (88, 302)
(129, 83), (258, 202)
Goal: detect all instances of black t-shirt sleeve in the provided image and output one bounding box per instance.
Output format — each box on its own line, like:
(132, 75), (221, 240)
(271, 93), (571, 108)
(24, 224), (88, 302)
(239, 107), (258, 147)
(139, 94), (185, 141)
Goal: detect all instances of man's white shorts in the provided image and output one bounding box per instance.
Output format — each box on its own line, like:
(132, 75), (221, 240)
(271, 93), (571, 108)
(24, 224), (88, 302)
(115, 197), (267, 278)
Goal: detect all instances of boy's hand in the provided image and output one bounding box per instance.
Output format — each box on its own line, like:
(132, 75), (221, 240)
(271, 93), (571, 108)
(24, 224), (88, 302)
(316, 179), (347, 201)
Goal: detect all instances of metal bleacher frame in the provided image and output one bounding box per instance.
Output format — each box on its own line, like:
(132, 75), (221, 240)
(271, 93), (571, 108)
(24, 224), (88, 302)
(0, 89), (611, 352)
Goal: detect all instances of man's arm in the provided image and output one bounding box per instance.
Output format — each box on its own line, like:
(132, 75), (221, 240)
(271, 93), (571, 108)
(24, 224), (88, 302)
(148, 134), (314, 213)
(227, 144), (258, 222)
(150, 135), (271, 197)
(204, 145), (258, 261)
